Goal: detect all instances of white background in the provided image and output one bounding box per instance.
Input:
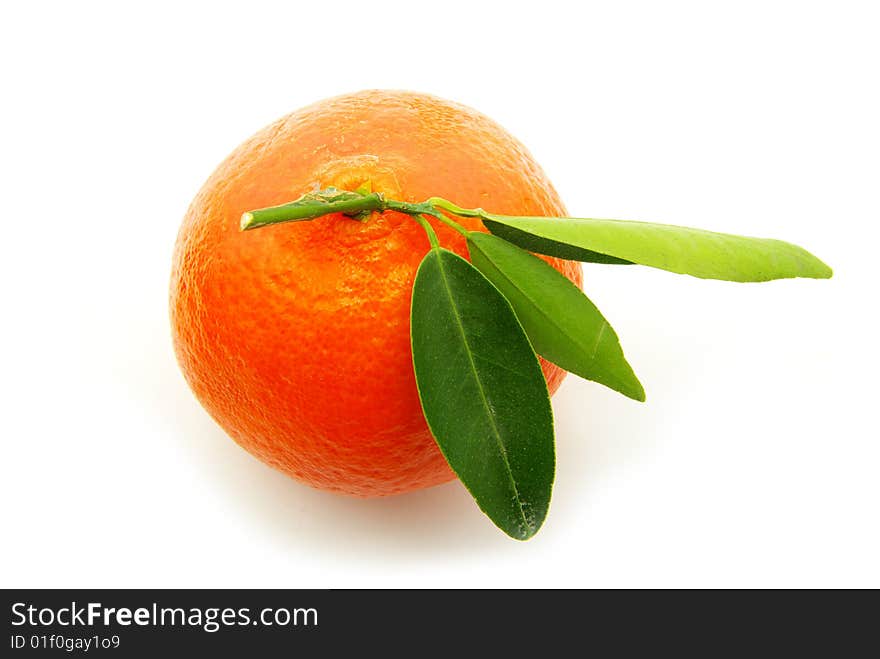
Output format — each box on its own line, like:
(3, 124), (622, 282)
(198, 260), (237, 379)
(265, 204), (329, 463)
(2, 1), (878, 588)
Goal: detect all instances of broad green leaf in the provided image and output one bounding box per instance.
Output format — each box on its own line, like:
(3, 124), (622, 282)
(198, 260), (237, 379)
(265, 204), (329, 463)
(468, 232), (645, 402)
(481, 215), (832, 282)
(411, 248), (555, 540)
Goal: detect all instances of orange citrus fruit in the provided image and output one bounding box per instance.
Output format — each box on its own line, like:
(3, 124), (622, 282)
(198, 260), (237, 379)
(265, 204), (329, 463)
(170, 90), (583, 496)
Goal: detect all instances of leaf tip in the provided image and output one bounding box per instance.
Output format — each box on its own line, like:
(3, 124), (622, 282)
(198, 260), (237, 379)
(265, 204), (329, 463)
(239, 212), (255, 231)
(632, 385), (647, 403)
(509, 520), (542, 541)
(618, 379), (646, 403)
(610, 369), (646, 402)
(799, 248), (833, 279)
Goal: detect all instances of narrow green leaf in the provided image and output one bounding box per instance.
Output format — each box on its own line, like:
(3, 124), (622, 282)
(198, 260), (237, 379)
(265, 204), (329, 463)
(482, 221), (632, 265)
(411, 248), (555, 540)
(481, 215), (832, 282)
(468, 233), (645, 402)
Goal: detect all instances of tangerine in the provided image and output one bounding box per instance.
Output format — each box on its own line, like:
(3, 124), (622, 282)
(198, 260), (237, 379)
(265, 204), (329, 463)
(170, 90), (582, 496)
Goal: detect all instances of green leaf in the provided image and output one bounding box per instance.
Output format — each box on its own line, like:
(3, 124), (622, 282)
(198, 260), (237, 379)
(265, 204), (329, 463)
(467, 232), (645, 402)
(481, 215), (832, 282)
(482, 221), (632, 265)
(410, 247), (555, 540)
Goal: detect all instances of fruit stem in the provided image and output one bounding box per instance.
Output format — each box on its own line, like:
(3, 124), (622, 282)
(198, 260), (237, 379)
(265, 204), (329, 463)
(241, 189), (478, 240)
(241, 190), (387, 230)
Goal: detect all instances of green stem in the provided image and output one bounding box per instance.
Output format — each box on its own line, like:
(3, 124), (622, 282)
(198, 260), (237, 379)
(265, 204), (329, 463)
(412, 214), (440, 249)
(424, 208), (470, 237)
(240, 188), (480, 240)
(385, 199), (427, 215)
(427, 197), (487, 220)
(241, 190), (387, 230)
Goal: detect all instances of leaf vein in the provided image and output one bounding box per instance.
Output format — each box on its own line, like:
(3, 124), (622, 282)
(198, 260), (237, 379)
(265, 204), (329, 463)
(434, 252), (531, 532)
